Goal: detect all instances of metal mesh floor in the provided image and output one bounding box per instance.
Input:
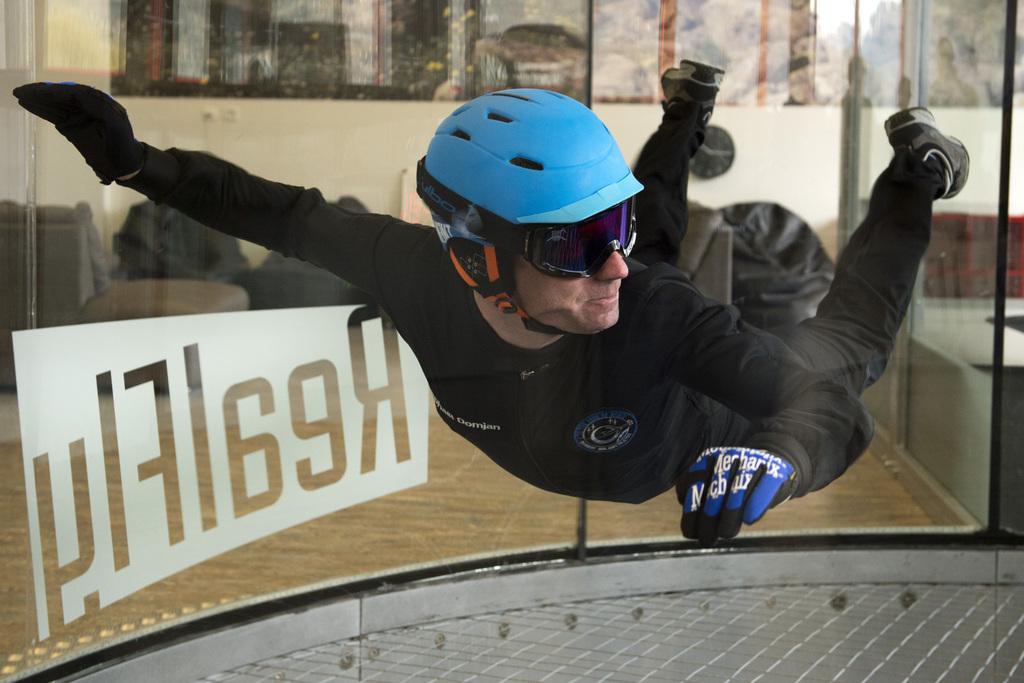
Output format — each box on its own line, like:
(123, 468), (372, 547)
(197, 583), (1024, 682)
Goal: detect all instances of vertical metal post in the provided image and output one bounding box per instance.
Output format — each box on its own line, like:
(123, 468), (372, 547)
(757, 0), (770, 105)
(575, 0), (596, 562)
(657, 0), (677, 78)
(902, 0), (927, 449)
(988, 0), (1018, 533)
(894, 0), (928, 450)
(916, 0), (932, 106)
(584, 0), (593, 108)
(837, 0), (864, 251)
(900, 0), (923, 106)
(575, 499), (587, 561)
(788, 0), (815, 104)
(19, 0), (38, 332)
(448, 0), (466, 94)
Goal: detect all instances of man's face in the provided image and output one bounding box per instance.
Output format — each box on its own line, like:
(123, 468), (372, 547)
(513, 251), (630, 334)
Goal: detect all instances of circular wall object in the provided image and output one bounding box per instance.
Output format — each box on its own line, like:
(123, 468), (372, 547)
(692, 124), (736, 179)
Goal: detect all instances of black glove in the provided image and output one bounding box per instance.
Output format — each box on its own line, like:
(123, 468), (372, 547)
(676, 446), (797, 547)
(13, 82), (144, 184)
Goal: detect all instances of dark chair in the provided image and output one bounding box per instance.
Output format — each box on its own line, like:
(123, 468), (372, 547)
(678, 203), (733, 304)
(1, 200), (249, 387)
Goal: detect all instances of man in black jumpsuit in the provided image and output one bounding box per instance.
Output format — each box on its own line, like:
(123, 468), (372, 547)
(13, 65), (968, 546)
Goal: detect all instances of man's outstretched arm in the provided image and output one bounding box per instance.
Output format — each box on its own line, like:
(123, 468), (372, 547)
(13, 82), (405, 299)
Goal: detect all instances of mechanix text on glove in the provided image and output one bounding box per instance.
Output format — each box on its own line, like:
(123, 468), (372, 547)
(677, 446), (796, 548)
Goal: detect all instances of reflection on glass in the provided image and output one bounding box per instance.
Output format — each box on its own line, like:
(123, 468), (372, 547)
(3, 1), (1021, 680)
(2, 3), (34, 680)
(593, 1), (658, 102)
(43, 0), (116, 73)
(173, 0), (211, 83)
(578, 0), (889, 107)
(472, 21), (587, 100)
(105, 0), (588, 100)
(592, 0), (1004, 547)
(669, 0), (847, 106)
(930, 37), (981, 107)
(926, 0), (1010, 107)
(3, 1), (588, 677)
(857, 0), (902, 109)
(892, 0), (1010, 527)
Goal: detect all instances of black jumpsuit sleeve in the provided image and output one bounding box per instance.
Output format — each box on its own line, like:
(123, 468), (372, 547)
(118, 143), (422, 300)
(653, 280), (874, 497)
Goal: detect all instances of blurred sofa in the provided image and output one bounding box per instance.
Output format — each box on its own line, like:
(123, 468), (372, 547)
(2, 198), (379, 388)
(0, 200), (249, 387)
(117, 198), (377, 320)
(678, 202), (733, 304)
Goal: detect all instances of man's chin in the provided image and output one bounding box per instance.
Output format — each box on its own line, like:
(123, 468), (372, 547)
(572, 309), (620, 335)
(532, 301), (620, 335)
(590, 314), (619, 333)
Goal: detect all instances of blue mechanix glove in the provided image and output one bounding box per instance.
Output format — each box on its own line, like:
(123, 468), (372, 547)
(677, 447), (796, 547)
(12, 82), (144, 184)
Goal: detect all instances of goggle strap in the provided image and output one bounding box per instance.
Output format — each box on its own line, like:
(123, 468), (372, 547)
(417, 158), (527, 254)
(486, 293), (527, 319)
(417, 158), (470, 217)
(448, 249), (479, 288)
(483, 245), (500, 283)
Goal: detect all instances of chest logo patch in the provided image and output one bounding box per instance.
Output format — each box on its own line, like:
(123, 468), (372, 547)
(574, 409), (638, 453)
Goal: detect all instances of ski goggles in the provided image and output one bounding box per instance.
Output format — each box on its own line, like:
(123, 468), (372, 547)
(522, 199), (636, 277)
(417, 158), (637, 278)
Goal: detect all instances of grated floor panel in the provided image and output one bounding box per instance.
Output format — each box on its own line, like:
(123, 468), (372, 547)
(197, 583), (1024, 682)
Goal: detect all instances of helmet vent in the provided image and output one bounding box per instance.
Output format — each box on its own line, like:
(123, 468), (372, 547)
(510, 157), (543, 171)
(487, 112), (513, 123)
(452, 129), (471, 141)
(492, 92), (531, 102)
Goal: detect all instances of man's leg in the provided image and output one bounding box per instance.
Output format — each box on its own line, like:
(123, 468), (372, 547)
(631, 61), (724, 265)
(778, 108), (969, 394)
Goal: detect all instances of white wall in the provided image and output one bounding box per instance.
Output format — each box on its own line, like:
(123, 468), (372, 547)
(598, 104), (846, 232)
(859, 107), (1016, 215)
(35, 97), (457, 264)
(27, 97), (1021, 266)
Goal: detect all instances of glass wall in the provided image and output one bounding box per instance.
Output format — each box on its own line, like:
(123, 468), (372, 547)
(1, 2), (35, 678)
(2, 1), (588, 677)
(109, 0), (588, 101)
(846, 0), (1019, 532)
(890, 0), (1008, 526)
(589, 0), (1018, 545)
(1000, 1), (1023, 533)
(1, 1), (1020, 680)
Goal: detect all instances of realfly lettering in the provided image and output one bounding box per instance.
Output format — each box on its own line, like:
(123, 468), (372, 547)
(434, 399), (501, 432)
(14, 308), (429, 640)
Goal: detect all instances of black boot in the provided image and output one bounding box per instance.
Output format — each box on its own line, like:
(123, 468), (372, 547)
(884, 107), (970, 199)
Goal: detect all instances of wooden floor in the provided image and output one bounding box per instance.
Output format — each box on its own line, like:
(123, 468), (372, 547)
(0, 394), (972, 679)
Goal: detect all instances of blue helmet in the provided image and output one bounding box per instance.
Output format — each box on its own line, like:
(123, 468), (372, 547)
(416, 89), (642, 324)
(423, 89), (642, 225)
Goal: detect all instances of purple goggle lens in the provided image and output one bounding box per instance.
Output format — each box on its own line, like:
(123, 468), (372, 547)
(526, 198), (636, 277)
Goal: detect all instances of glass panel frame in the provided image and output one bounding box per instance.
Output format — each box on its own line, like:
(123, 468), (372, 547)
(4, 1), (1024, 680)
(997, 0), (1022, 533)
